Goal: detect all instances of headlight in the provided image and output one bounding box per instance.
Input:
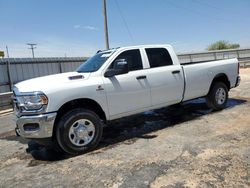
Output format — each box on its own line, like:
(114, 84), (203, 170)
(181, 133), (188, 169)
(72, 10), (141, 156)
(16, 92), (48, 111)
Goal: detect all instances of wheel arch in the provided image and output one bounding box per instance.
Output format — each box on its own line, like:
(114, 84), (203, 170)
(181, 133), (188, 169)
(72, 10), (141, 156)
(209, 73), (231, 92)
(53, 98), (106, 139)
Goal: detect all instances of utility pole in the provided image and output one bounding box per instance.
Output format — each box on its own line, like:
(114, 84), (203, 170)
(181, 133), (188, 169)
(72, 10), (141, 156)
(27, 43), (37, 58)
(5, 45), (12, 90)
(103, 0), (109, 49)
(6, 46), (10, 58)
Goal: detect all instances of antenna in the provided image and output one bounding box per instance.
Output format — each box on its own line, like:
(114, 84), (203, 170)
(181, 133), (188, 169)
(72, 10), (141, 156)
(27, 43), (37, 58)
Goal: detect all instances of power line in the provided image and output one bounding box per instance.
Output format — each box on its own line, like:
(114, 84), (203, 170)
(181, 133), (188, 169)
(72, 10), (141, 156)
(165, 0), (227, 24)
(192, 0), (225, 12)
(27, 43), (37, 58)
(114, 0), (134, 43)
(191, 0), (239, 20)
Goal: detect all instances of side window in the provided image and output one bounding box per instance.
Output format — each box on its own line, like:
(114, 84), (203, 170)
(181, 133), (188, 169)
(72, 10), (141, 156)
(110, 49), (143, 71)
(145, 48), (173, 68)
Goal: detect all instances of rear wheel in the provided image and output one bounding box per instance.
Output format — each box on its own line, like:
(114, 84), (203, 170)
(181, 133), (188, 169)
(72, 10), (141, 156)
(206, 82), (228, 111)
(55, 108), (103, 155)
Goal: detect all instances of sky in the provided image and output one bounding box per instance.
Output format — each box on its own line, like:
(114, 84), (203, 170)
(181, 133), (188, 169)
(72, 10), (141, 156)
(0, 0), (250, 57)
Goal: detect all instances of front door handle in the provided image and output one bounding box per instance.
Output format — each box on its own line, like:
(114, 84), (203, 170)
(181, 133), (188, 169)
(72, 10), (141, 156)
(136, 75), (147, 80)
(172, 70), (180, 74)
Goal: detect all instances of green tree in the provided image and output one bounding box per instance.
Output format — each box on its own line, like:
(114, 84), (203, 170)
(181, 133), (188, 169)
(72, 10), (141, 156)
(207, 40), (240, 51)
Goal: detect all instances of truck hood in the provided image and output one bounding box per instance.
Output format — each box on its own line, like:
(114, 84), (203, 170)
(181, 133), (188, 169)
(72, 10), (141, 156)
(15, 72), (91, 93)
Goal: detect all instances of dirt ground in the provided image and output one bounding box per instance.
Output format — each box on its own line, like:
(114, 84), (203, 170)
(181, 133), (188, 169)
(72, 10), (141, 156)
(0, 69), (249, 188)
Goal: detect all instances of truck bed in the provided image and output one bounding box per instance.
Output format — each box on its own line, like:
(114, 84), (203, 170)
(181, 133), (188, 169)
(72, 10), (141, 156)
(180, 58), (234, 65)
(181, 58), (238, 102)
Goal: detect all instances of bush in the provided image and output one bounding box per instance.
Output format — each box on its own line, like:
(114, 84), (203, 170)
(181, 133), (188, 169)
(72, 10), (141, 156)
(207, 40), (240, 51)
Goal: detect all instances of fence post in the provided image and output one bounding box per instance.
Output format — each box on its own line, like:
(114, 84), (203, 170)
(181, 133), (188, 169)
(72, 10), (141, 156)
(6, 59), (13, 91)
(189, 54), (192, 62)
(59, 62), (62, 73)
(213, 52), (217, 60)
(236, 50), (240, 59)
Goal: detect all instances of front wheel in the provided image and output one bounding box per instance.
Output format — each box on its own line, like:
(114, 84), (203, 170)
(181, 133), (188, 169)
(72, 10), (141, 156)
(206, 82), (228, 111)
(55, 108), (103, 155)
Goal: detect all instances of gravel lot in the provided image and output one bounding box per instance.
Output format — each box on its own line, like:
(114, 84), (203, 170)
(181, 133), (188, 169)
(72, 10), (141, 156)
(0, 69), (249, 188)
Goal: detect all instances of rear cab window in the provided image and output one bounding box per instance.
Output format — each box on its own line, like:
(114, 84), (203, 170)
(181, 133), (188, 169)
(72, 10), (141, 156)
(145, 48), (173, 68)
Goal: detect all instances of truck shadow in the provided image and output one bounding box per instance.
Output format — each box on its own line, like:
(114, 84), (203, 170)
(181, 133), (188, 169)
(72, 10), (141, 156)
(99, 98), (247, 149)
(1, 98), (247, 161)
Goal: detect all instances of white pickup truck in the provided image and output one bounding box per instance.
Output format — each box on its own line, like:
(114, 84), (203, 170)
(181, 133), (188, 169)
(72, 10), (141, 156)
(13, 44), (240, 154)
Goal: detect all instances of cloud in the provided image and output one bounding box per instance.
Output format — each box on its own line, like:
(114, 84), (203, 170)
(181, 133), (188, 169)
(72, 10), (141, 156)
(84, 26), (98, 30)
(73, 25), (98, 31)
(73, 25), (81, 29)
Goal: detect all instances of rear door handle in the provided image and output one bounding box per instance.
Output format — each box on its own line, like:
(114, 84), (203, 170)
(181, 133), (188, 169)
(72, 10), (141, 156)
(172, 70), (180, 74)
(136, 75), (147, 80)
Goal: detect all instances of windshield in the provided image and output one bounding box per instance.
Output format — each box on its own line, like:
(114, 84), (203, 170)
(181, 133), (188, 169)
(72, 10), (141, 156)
(77, 50), (116, 73)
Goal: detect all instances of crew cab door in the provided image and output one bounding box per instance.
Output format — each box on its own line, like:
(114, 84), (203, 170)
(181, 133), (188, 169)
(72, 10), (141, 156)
(103, 49), (151, 119)
(143, 48), (184, 106)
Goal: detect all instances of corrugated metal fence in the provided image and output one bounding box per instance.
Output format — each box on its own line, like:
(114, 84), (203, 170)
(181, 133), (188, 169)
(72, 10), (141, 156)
(0, 57), (87, 93)
(0, 48), (250, 95)
(177, 48), (250, 64)
(1, 48), (250, 110)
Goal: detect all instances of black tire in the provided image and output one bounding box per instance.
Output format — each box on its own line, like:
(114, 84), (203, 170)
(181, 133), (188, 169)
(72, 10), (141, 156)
(55, 108), (103, 155)
(206, 82), (228, 111)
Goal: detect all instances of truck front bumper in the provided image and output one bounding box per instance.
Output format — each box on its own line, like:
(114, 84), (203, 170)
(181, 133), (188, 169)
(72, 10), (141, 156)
(15, 112), (57, 139)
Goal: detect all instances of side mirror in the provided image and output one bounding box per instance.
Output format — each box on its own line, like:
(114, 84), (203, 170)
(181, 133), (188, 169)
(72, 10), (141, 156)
(104, 59), (129, 77)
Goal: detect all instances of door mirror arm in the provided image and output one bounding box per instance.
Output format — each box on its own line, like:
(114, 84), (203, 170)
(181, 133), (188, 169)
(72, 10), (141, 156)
(104, 69), (117, 77)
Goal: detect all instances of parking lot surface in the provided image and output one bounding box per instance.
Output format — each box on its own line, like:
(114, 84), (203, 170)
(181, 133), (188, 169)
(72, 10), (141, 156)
(0, 69), (249, 188)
